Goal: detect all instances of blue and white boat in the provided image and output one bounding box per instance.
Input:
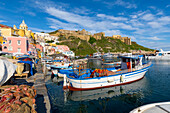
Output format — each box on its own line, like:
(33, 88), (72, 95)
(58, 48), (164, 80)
(63, 55), (152, 91)
(103, 51), (113, 58)
(53, 66), (117, 78)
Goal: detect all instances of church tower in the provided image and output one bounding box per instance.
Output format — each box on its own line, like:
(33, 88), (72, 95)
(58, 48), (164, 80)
(19, 20), (28, 31)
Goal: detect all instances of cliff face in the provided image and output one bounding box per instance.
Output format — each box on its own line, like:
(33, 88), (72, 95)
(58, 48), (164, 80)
(57, 36), (153, 56)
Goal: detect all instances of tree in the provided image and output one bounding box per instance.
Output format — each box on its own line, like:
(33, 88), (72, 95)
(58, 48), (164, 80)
(88, 36), (96, 44)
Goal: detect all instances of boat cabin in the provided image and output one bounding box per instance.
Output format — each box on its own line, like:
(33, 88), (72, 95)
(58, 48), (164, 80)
(118, 55), (143, 71)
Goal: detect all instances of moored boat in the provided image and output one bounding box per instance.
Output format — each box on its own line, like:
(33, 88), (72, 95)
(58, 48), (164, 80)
(63, 55), (152, 91)
(147, 49), (170, 60)
(130, 102), (170, 113)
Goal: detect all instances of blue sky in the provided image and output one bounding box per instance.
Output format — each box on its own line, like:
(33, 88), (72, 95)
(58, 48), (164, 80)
(0, 0), (170, 50)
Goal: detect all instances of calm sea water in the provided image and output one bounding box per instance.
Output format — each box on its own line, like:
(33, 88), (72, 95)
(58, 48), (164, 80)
(46, 60), (170, 113)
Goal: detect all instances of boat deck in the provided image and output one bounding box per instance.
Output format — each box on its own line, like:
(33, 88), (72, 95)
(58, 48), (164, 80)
(130, 102), (170, 113)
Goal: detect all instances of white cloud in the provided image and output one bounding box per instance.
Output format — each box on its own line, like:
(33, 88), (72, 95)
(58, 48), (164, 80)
(72, 7), (93, 15)
(149, 36), (164, 40)
(97, 14), (127, 21)
(158, 16), (170, 23)
(0, 20), (7, 23)
(148, 21), (160, 28)
(141, 14), (155, 21)
(114, 0), (137, 9)
(102, 0), (137, 9)
(111, 22), (137, 30)
(166, 5), (170, 8)
(47, 17), (80, 30)
(130, 15), (137, 19)
(29, 27), (53, 33)
(26, 12), (36, 16)
(29, 0), (170, 50)
(149, 6), (156, 10)
(45, 7), (94, 28)
(118, 12), (124, 15)
(104, 30), (122, 36)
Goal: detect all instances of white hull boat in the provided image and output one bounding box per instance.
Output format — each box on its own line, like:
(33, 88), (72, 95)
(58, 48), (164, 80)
(64, 55), (152, 91)
(130, 102), (170, 113)
(64, 77), (147, 101)
(147, 49), (170, 60)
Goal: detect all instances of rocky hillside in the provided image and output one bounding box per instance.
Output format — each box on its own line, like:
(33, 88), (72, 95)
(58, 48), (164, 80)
(56, 36), (153, 56)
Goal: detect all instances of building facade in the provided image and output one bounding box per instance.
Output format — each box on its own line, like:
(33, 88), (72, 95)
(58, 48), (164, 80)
(111, 35), (131, 45)
(2, 36), (29, 54)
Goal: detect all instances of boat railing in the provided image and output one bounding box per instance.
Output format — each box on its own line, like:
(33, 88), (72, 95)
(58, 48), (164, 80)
(142, 61), (152, 68)
(114, 62), (151, 75)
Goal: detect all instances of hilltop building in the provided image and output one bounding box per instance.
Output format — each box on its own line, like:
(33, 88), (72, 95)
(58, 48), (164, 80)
(93, 32), (105, 40)
(54, 29), (91, 41)
(107, 35), (131, 45)
(51, 29), (131, 45)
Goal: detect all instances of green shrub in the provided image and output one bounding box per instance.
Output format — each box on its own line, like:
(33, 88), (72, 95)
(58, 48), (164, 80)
(88, 36), (96, 44)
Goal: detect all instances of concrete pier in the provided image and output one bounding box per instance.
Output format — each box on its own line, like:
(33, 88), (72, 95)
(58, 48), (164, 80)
(26, 61), (51, 113)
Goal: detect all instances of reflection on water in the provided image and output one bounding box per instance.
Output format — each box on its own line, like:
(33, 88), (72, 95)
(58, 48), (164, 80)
(46, 60), (170, 113)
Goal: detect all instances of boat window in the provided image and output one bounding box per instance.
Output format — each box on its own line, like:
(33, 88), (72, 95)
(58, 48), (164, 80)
(122, 58), (126, 62)
(168, 53), (170, 54)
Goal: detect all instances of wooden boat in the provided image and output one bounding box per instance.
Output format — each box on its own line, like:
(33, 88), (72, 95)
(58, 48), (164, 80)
(130, 102), (170, 113)
(63, 55), (152, 91)
(64, 77), (147, 101)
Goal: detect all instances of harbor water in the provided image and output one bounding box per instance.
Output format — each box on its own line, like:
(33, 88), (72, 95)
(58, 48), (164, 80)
(46, 60), (170, 113)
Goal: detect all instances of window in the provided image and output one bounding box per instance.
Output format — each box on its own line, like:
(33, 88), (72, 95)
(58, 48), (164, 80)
(8, 46), (13, 51)
(17, 48), (21, 53)
(9, 40), (12, 45)
(4, 46), (7, 49)
(17, 40), (21, 45)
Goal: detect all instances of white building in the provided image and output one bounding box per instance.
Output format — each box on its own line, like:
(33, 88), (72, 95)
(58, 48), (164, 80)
(35, 32), (59, 41)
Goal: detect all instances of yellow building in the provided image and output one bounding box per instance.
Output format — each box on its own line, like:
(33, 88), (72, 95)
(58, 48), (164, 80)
(19, 20), (28, 31)
(0, 25), (16, 37)
(0, 20), (32, 38)
(93, 32), (105, 40)
(0, 36), (3, 44)
(112, 35), (121, 39)
(109, 35), (131, 45)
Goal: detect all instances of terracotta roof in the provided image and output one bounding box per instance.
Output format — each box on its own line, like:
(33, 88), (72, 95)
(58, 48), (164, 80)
(0, 24), (12, 28)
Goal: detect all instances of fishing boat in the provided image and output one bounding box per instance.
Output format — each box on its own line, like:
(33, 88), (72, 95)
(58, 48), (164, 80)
(53, 64), (117, 78)
(63, 55), (152, 91)
(50, 60), (73, 77)
(103, 51), (113, 58)
(147, 49), (170, 60)
(130, 102), (170, 113)
(93, 51), (101, 58)
(64, 77), (147, 101)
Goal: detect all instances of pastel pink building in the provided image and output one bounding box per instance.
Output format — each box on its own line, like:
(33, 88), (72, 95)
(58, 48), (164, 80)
(55, 45), (70, 52)
(2, 36), (29, 54)
(28, 44), (36, 55)
(36, 44), (43, 52)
